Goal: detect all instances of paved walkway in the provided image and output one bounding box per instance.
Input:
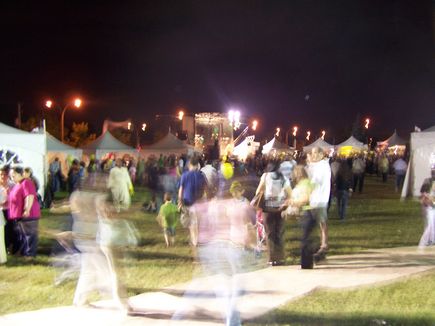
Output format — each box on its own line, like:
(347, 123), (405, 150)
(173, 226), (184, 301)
(2, 246), (435, 325)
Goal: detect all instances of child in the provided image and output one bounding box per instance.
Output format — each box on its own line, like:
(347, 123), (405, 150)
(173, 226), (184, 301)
(143, 192), (157, 213)
(157, 192), (179, 247)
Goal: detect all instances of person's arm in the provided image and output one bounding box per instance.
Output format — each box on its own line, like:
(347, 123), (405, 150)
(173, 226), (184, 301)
(255, 173), (266, 195)
(23, 195), (35, 217)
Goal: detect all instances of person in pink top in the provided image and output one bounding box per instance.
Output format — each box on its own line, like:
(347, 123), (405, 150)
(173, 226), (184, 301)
(8, 166), (41, 257)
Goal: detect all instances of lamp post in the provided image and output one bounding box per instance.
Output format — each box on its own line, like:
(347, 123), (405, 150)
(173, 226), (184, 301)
(292, 126), (298, 148)
(46, 98), (82, 142)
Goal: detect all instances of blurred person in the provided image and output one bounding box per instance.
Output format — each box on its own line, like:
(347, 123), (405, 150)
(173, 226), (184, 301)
(8, 167), (41, 257)
(282, 165), (314, 268)
(70, 188), (126, 308)
(136, 158), (145, 185)
(351, 154), (366, 193)
(129, 160), (137, 184)
(67, 159), (82, 194)
(306, 147), (331, 262)
(173, 186), (250, 325)
(107, 158), (133, 212)
(0, 183), (6, 263)
(178, 155), (206, 246)
(1, 165), (14, 253)
(335, 159), (353, 221)
(255, 159), (291, 266)
(393, 156), (408, 192)
(418, 166), (435, 247)
(378, 154), (389, 183)
(279, 154), (297, 185)
(156, 192), (179, 247)
(49, 157), (62, 194)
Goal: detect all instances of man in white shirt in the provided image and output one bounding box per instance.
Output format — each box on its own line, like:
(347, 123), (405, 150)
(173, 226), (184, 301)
(393, 157), (408, 192)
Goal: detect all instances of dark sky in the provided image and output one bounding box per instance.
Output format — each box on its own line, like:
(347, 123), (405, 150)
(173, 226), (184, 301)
(1, 0), (434, 141)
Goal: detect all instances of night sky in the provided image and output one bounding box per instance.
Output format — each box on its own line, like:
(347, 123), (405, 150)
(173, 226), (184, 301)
(1, 1), (434, 142)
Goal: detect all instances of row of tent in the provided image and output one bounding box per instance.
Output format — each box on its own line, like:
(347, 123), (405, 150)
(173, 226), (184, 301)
(259, 135), (368, 155)
(259, 130), (408, 156)
(0, 122), (198, 198)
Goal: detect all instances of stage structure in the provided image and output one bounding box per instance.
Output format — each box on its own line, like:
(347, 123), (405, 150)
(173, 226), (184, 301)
(194, 113), (234, 157)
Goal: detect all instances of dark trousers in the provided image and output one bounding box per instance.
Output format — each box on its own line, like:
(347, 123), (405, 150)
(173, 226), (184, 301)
(13, 219), (39, 257)
(300, 210), (317, 269)
(336, 190), (349, 220)
(352, 173), (365, 193)
(263, 211), (285, 263)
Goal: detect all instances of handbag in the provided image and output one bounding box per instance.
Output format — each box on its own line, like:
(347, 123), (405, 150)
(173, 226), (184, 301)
(250, 191), (264, 210)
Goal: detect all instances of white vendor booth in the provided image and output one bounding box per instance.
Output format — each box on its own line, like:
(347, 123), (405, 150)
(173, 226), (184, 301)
(0, 122), (46, 197)
(401, 125), (435, 197)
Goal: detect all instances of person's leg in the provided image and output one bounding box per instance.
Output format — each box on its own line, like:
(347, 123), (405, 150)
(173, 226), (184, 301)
(352, 174), (358, 192)
(341, 191), (349, 220)
(164, 230), (170, 247)
(359, 174), (365, 193)
(263, 212), (276, 263)
(336, 191), (343, 219)
(300, 210), (316, 269)
(275, 212), (285, 264)
(319, 221), (328, 249)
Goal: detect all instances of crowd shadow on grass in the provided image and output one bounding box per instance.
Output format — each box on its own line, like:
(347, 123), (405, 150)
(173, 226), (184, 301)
(247, 312), (435, 326)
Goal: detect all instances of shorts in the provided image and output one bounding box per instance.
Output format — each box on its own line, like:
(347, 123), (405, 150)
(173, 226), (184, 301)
(164, 227), (176, 236)
(311, 207), (328, 223)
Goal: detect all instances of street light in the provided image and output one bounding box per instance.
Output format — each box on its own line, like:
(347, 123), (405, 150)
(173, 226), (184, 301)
(275, 127), (280, 137)
(178, 110), (184, 121)
(365, 118), (370, 129)
(306, 131), (311, 141)
(321, 130), (326, 140)
(142, 123), (147, 131)
(45, 97), (82, 142)
(251, 120), (258, 131)
(293, 126), (298, 148)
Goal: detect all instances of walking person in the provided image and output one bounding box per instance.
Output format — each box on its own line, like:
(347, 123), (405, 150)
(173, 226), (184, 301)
(178, 155), (206, 247)
(107, 158), (133, 212)
(255, 159), (291, 266)
(419, 166), (435, 247)
(393, 156), (408, 192)
(336, 159), (352, 221)
(351, 154), (366, 193)
(306, 147), (331, 262)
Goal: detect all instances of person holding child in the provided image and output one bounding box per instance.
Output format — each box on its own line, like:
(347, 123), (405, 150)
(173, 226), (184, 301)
(157, 192), (179, 247)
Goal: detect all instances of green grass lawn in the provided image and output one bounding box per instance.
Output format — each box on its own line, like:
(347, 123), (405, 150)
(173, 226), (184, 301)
(0, 174), (433, 325)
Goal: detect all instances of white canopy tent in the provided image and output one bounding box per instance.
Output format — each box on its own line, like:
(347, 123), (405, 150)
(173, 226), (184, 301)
(82, 131), (137, 160)
(401, 125), (435, 197)
(0, 122), (46, 197)
(303, 138), (334, 153)
(47, 132), (83, 175)
(140, 132), (198, 159)
(336, 136), (367, 150)
(377, 130), (407, 147)
(262, 137), (293, 155)
(232, 135), (259, 160)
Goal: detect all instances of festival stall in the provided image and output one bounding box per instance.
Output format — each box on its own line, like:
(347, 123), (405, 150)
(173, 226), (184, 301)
(82, 130), (137, 161)
(261, 137), (293, 156)
(46, 132), (83, 176)
(232, 135), (259, 161)
(140, 132), (198, 159)
(303, 138), (334, 155)
(336, 136), (367, 157)
(401, 125), (435, 197)
(376, 130), (407, 156)
(0, 122), (46, 197)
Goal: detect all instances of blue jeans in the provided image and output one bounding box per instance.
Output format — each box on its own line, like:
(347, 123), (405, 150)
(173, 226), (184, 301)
(336, 190), (349, 220)
(17, 219), (39, 256)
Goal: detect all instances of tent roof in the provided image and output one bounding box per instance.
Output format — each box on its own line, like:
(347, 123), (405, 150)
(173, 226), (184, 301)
(336, 136), (366, 149)
(144, 132), (192, 150)
(378, 130), (406, 147)
(0, 122), (31, 134)
(46, 133), (79, 151)
(303, 138), (333, 151)
(82, 131), (135, 151)
(262, 137), (291, 154)
(423, 125), (435, 132)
